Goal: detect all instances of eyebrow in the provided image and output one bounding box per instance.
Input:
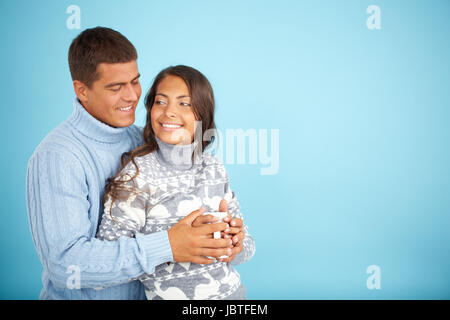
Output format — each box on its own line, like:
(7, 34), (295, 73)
(104, 74), (141, 88)
(155, 93), (191, 99)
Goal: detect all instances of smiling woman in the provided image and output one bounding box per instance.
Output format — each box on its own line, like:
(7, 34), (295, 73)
(98, 65), (255, 300)
(151, 75), (197, 145)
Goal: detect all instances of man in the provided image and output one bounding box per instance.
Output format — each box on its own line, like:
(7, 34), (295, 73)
(26, 27), (245, 299)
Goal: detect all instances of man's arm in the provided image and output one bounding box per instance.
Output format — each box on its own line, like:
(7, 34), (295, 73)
(26, 149), (173, 290)
(97, 169), (233, 265)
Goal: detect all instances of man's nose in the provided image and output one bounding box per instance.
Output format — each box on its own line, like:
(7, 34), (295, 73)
(122, 83), (139, 102)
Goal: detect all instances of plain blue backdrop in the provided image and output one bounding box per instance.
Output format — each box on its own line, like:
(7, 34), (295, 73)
(1, 0), (449, 299)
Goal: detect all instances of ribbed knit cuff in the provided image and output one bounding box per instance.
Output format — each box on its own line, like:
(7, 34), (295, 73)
(135, 231), (174, 274)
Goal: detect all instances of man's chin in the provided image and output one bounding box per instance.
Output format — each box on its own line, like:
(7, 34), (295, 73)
(111, 116), (135, 128)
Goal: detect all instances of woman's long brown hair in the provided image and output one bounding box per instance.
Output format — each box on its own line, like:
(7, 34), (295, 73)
(103, 65), (217, 216)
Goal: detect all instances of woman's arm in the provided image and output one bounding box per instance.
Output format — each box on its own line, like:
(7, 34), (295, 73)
(97, 175), (149, 241)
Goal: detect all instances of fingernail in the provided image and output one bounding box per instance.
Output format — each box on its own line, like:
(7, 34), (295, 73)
(231, 221), (236, 226)
(227, 248), (232, 255)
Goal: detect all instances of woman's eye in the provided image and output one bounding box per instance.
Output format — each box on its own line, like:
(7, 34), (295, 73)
(155, 100), (166, 105)
(180, 102), (191, 107)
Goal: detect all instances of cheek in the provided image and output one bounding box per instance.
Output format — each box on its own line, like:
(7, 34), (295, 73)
(150, 107), (160, 126)
(96, 95), (117, 115)
(136, 85), (142, 99)
(186, 113), (198, 134)
(102, 92), (119, 107)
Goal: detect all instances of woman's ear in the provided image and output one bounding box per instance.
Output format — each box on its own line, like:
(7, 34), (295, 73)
(73, 80), (89, 104)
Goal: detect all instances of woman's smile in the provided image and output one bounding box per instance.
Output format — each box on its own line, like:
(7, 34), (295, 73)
(160, 122), (184, 131)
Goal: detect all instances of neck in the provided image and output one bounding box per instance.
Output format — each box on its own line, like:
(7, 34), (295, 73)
(155, 136), (199, 170)
(70, 98), (128, 144)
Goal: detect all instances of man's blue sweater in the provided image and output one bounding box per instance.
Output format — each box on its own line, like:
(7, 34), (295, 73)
(26, 98), (173, 299)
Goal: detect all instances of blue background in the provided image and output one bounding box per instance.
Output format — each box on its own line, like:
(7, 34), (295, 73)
(1, 0), (449, 299)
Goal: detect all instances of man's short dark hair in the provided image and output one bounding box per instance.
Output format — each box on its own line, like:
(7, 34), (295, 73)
(68, 26), (138, 88)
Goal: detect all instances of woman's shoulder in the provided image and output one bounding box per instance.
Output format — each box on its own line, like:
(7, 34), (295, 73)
(119, 151), (159, 180)
(201, 152), (223, 167)
(200, 152), (229, 180)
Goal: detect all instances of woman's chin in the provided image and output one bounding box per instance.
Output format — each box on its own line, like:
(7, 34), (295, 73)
(157, 131), (193, 145)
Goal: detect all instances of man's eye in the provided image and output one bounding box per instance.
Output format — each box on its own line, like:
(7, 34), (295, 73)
(110, 86), (121, 92)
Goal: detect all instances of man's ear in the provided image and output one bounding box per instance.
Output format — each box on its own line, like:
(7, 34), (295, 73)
(73, 80), (89, 104)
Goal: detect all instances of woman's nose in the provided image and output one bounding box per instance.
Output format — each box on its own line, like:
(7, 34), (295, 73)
(164, 103), (178, 117)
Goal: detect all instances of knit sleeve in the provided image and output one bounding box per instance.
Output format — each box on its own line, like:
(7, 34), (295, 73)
(223, 178), (256, 266)
(26, 149), (173, 290)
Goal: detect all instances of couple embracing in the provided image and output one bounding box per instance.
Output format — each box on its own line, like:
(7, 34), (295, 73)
(26, 27), (255, 300)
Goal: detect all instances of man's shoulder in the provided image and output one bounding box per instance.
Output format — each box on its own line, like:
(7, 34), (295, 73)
(33, 120), (76, 153)
(29, 120), (84, 166)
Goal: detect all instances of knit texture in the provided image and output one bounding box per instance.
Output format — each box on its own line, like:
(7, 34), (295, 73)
(26, 99), (173, 299)
(97, 136), (255, 300)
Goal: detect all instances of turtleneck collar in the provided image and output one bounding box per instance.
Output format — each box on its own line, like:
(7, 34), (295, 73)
(155, 136), (200, 171)
(68, 98), (129, 144)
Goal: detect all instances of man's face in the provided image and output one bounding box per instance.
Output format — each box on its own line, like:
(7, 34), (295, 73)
(80, 61), (141, 128)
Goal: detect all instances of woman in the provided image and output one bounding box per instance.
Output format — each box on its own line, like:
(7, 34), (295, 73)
(96, 65), (255, 300)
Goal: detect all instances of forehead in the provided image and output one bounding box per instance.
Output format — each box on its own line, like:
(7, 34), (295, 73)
(95, 61), (138, 82)
(157, 75), (189, 95)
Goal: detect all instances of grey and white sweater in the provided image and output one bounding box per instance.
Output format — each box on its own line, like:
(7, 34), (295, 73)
(96, 137), (255, 300)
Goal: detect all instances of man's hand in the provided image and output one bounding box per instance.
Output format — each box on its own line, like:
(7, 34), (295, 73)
(167, 206), (233, 265)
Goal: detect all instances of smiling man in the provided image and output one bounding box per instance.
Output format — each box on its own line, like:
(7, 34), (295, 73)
(26, 27), (234, 300)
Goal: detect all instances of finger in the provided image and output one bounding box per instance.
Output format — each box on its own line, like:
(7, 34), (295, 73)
(198, 222), (229, 235)
(219, 199), (228, 213)
(200, 238), (233, 249)
(233, 241), (243, 254)
(219, 245), (241, 262)
(223, 213), (233, 223)
(224, 227), (242, 235)
(219, 254), (235, 263)
(192, 214), (219, 227)
(195, 247), (232, 259)
(221, 233), (232, 239)
(230, 231), (245, 245)
(229, 217), (243, 228)
(191, 256), (216, 265)
(181, 206), (206, 224)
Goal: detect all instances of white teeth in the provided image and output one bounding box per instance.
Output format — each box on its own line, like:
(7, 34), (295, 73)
(162, 123), (182, 128)
(120, 106), (132, 111)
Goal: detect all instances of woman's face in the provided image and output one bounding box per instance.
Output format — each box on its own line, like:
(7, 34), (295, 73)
(150, 75), (197, 145)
